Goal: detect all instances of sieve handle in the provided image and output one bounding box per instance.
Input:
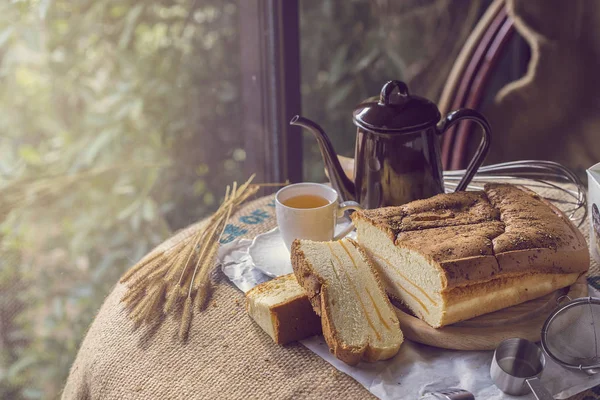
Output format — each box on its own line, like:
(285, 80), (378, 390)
(333, 201), (362, 240)
(526, 377), (554, 400)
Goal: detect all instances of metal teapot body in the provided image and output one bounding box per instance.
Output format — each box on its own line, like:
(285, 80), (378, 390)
(291, 80), (491, 208)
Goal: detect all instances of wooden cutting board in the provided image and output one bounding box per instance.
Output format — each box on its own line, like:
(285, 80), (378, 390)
(393, 274), (588, 350)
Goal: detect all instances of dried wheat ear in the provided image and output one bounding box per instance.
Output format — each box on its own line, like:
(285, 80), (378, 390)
(120, 175), (261, 341)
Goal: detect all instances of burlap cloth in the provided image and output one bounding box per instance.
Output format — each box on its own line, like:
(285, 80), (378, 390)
(63, 187), (600, 400)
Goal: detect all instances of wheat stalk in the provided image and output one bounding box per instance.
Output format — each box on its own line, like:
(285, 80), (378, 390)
(120, 174), (259, 341)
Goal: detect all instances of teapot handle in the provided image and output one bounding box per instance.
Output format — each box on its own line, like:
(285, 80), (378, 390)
(436, 108), (492, 192)
(379, 80), (410, 104)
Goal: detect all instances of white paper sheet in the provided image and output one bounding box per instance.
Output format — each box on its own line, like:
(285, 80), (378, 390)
(220, 238), (600, 400)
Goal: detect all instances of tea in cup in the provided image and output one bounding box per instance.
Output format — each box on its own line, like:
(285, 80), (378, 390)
(275, 183), (362, 250)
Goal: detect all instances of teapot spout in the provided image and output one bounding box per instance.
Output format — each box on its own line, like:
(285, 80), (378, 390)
(290, 115), (355, 202)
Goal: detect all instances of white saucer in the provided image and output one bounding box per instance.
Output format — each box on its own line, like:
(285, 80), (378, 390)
(248, 228), (292, 278)
(248, 219), (355, 278)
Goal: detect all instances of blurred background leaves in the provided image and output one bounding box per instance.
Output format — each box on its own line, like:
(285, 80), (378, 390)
(0, 0), (244, 398)
(299, 0), (483, 181)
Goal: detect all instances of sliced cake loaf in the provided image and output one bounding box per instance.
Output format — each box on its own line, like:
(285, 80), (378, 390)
(246, 274), (321, 345)
(291, 238), (403, 365)
(352, 184), (589, 328)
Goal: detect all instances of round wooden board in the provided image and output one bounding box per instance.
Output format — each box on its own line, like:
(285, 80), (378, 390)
(394, 275), (589, 350)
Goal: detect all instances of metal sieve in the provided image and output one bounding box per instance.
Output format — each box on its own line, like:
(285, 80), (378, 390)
(541, 296), (600, 372)
(444, 160), (587, 227)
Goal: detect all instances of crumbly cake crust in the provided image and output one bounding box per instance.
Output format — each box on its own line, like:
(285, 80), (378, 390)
(352, 183), (589, 291)
(353, 190), (499, 240)
(290, 242), (324, 315)
(245, 273), (301, 299)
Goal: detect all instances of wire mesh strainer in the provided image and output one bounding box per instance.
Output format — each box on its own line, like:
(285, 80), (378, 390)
(541, 297), (600, 371)
(444, 160), (587, 227)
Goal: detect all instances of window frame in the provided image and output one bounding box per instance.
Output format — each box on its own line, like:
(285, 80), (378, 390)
(239, 0), (303, 185)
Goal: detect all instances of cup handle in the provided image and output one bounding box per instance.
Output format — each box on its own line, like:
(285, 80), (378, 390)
(526, 377), (554, 400)
(333, 201), (363, 241)
(437, 108), (492, 192)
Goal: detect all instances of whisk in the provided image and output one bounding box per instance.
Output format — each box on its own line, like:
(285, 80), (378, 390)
(444, 160), (587, 227)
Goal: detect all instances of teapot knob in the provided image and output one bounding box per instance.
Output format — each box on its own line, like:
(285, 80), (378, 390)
(379, 80), (410, 105)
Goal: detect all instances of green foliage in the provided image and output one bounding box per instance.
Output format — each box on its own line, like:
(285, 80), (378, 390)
(300, 0), (409, 181)
(299, 0), (482, 182)
(0, 1), (243, 398)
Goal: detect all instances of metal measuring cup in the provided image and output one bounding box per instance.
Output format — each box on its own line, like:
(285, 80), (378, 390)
(490, 338), (553, 399)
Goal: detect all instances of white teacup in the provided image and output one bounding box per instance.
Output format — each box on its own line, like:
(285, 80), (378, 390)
(275, 183), (362, 251)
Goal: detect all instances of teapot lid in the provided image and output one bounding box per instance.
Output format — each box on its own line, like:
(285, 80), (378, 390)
(353, 80), (441, 133)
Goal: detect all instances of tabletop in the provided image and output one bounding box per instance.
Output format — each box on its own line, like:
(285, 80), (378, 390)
(62, 184), (600, 400)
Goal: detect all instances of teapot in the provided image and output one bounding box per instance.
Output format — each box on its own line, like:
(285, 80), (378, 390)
(291, 80), (491, 208)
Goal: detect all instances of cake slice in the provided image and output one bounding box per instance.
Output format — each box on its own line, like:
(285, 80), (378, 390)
(291, 238), (403, 365)
(352, 184), (588, 328)
(246, 274), (321, 345)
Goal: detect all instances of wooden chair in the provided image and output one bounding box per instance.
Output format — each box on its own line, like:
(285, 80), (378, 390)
(438, 0), (516, 170)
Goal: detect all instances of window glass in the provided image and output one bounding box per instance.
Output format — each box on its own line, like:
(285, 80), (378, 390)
(0, 1), (243, 398)
(300, 0), (484, 181)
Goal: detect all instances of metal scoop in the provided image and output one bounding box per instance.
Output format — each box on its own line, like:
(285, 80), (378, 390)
(490, 338), (553, 399)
